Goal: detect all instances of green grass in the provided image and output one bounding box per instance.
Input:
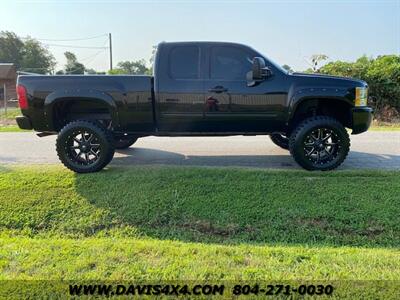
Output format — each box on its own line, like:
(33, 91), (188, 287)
(370, 120), (400, 131)
(1, 166), (400, 246)
(370, 126), (400, 131)
(0, 108), (31, 132)
(0, 125), (30, 132)
(371, 128), (400, 131)
(2, 235), (398, 281)
(0, 166), (399, 280)
(0, 107), (21, 120)
(0, 166), (399, 297)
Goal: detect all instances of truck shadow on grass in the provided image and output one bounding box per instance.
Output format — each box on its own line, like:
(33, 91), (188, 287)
(73, 162), (400, 248)
(112, 147), (297, 169)
(111, 147), (400, 170)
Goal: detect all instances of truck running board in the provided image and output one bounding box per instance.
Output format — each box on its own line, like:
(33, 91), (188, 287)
(37, 132), (56, 137)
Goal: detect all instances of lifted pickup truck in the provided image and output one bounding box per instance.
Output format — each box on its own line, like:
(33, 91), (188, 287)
(16, 41), (372, 173)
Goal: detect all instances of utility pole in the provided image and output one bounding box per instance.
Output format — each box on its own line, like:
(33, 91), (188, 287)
(109, 33), (113, 71)
(3, 83), (7, 117)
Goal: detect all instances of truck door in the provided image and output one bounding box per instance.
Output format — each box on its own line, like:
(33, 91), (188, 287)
(155, 44), (205, 132)
(204, 45), (286, 133)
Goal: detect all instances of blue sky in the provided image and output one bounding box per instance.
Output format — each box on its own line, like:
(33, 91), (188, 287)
(1, 0), (399, 72)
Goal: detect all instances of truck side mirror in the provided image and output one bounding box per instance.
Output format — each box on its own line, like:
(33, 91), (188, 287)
(247, 57), (272, 86)
(253, 57), (272, 79)
(252, 57), (265, 80)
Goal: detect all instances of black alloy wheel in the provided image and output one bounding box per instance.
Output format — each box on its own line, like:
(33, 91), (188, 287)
(67, 130), (101, 165)
(289, 116), (350, 171)
(56, 120), (115, 173)
(303, 127), (340, 165)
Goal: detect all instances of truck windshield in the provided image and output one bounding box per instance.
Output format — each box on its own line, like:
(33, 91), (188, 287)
(250, 46), (289, 74)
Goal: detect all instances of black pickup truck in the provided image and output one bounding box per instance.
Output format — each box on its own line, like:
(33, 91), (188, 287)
(16, 41), (372, 173)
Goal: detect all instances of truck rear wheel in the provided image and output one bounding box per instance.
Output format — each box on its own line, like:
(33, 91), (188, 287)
(56, 120), (115, 173)
(114, 136), (138, 149)
(270, 134), (289, 150)
(289, 116), (350, 171)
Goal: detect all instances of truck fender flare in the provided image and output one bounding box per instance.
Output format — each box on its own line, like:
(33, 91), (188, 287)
(44, 89), (119, 129)
(287, 87), (352, 122)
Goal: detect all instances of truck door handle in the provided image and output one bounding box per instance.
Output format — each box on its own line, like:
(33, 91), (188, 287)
(208, 86), (228, 93)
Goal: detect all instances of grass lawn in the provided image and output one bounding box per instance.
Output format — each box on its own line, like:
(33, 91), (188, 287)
(0, 165), (399, 297)
(0, 107), (21, 125)
(370, 122), (400, 131)
(0, 108), (31, 132)
(0, 107), (20, 119)
(0, 125), (31, 132)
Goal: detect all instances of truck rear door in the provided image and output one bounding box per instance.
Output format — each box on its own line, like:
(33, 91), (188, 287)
(155, 43), (206, 132)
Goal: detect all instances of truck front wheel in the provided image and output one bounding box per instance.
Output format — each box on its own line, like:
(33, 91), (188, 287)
(56, 120), (115, 173)
(289, 116), (350, 171)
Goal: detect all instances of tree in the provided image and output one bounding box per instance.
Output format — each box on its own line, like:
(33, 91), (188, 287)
(0, 31), (55, 73)
(84, 68), (105, 75)
(21, 38), (56, 74)
(85, 68), (97, 74)
(148, 44), (158, 75)
(119, 59), (149, 74)
(281, 64), (293, 72)
(108, 59), (150, 75)
(319, 55), (400, 121)
(365, 55), (400, 119)
(0, 31), (24, 69)
(64, 51), (85, 74)
(149, 45), (157, 65)
(108, 68), (126, 75)
(319, 55), (372, 78)
(310, 54), (328, 72)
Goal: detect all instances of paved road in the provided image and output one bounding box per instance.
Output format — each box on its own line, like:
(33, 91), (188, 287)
(0, 132), (399, 169)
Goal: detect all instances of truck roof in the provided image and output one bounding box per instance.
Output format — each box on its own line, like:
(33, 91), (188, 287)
(158, 41), (249, 47)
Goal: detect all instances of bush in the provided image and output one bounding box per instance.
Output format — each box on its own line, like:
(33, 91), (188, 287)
(319, 55), (400, 121)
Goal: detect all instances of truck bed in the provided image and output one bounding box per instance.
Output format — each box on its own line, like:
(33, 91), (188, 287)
(17, 75), (154, 132)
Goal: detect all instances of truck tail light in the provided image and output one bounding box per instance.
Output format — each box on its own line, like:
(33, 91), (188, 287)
(17, 85), (28, 109)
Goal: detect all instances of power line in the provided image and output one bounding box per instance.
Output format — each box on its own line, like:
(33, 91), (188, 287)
(43, 43), (108, 49)
(19, 34), (112, 72)
(80, 47), (108, 62)
(21, 34), (108, 42)
(20, 48), (108, 73)
(82, 49), (107, 64)
(64, 49), (109, 74)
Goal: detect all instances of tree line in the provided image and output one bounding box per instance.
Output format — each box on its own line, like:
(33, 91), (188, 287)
(306, 55), (400, 121)
(0, 31), (398, 120)
(0, 31), (152, 75)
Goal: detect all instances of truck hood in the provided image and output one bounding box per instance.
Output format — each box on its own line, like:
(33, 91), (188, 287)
(289, 72), (367, 88)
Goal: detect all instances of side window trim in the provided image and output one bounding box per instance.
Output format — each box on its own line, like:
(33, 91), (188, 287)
(168, 45), (201, 81)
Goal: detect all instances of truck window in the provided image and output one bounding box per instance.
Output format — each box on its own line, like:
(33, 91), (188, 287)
(210, 46), (252, 80)
(169, 46), (200, 79)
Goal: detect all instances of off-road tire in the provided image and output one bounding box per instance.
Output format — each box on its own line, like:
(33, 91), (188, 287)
(289, 116), (350, 171)
(270, 134), (289, 150)
(56, 120), (115, 173)
(114, 136), (138, 149)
